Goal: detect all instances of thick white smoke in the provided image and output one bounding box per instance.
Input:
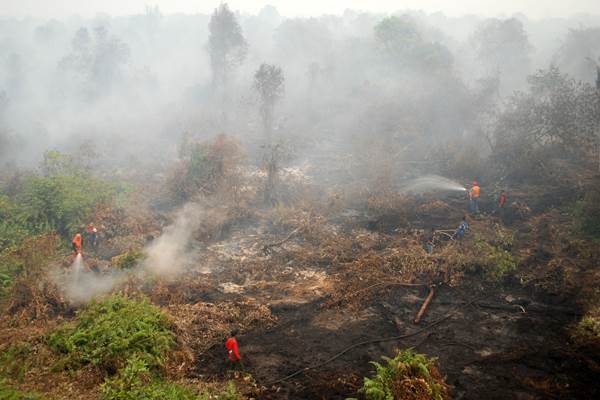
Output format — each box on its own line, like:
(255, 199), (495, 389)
(141, 202), (206, 277)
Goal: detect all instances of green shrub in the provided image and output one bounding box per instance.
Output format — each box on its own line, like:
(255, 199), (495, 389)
(101, 356), (196, 400)
(356, 349), (448, 400)
(0, 378), (42, 400)
(18, 174), (115, 238)
(49, 295), (175, 373)
(474, 235), (518, 281)
(0, 344), (31, 381)
(112, 249), (146, 270)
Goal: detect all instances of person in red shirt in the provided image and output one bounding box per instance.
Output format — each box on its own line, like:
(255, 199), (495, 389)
(225, 329), (242, 370)
(499, 191), (507, 208)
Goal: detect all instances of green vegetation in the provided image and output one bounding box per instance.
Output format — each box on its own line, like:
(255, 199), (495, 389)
(18, 174), (115, 238)
(0, 344), (31, 382)
(474, 234), (518, 281)
(204, 382), (242, 400)
(113, 249), (146, 269)
(0, 233), (59, 299)
(0, 379), (43, 400)
(0, 150), (119, 242)
(356, 349), (448, 400)
(101, 356), (196, 400)
(49, 295), (175, 373)
(101, 356), (242, 400)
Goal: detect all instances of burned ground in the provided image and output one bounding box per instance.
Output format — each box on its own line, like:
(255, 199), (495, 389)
(1, 176), (600, 400)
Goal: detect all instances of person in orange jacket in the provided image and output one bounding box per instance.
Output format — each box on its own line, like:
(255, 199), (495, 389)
(469, 179), (481, 214)
(72, 233), (82, 255)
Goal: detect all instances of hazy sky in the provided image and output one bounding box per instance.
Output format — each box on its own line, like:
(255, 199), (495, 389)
(2, 0), (600, 19)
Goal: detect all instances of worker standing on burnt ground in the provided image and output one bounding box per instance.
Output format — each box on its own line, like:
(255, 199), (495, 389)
(469, 179), (481, 215)
(71, 233), (82, 256)
(495, 190), (507, 217)
(225, 329), (243, 371)
(86, 223), (98, 252)
(423, 227), (435, 254)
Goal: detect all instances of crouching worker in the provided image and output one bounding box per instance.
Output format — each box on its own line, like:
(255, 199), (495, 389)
(453, 216), (469, 240)
(225, 329), (243, 371)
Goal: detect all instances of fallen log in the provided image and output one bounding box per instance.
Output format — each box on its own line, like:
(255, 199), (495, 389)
(414, 285), (435, 324)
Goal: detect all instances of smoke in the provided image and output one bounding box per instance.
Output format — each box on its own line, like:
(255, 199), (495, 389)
(58, 253), (126, 304)
(141, 202), (207, 277)
(400, 174), (467, 194)
(53, 202), (208, 303)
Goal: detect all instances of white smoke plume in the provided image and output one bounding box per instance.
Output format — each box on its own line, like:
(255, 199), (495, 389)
(141, 202), (206, 277)
(55, 253), (126, 304)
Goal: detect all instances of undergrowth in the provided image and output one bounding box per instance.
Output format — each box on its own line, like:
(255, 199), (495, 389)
(101, 355), (195, 400)
(355, 349), (449, 400)
(101, 356), (241, 400)
(48, 294), (175, 374)
(0, 343), (31, 382)
(473, 232), (518, 281)
(112, 249), (146, 269)
(0, 378), (42, 400)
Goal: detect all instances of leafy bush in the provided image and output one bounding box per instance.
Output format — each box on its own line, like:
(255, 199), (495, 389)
(356, 349), (449, 400)
(18, 174), (115, 238)
(101, 356), (196, 400)
(0, 379), (42, 400)
(474, 235), (518, 281)
(574, 187), (600, 240)
(167, 134), (245, 204)
(112, 249), (146, 269)
(49, 295), (175, 373)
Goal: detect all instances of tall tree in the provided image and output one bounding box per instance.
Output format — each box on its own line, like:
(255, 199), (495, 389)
(59, 26), (130, 99)
(374, 16), (453, 73)
(208, 4), (248, 91)
(555, 27), (600, 84)
(470, 18), (531, 94)
(254, 63), (284, 142)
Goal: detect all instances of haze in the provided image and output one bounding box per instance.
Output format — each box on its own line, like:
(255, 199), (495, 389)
(2, 0), (600, 19)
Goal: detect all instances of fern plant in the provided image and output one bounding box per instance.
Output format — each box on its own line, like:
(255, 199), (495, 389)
(48, 294), (175, 373)
(356, 349), (448, 400)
